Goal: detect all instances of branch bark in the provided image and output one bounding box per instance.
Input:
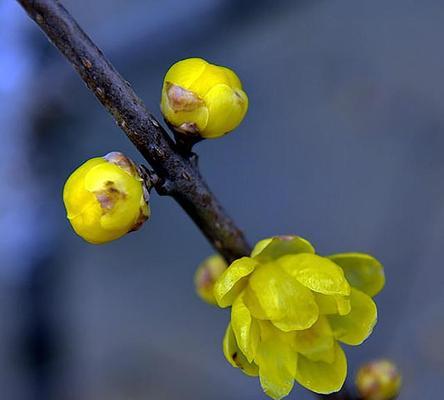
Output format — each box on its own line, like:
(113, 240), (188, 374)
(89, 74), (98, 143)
(16, 1), (355, 399)
(17, 0), (250, 264)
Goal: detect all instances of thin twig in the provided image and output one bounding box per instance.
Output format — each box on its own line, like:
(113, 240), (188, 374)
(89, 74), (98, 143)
(16, 1), (355, 398)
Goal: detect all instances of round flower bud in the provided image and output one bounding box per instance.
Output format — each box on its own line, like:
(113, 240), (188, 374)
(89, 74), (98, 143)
(160, 58), (248, 139)
(63, 152), (150, 244)
(355, 359), (401, 400)
(194, 254), (227, 305)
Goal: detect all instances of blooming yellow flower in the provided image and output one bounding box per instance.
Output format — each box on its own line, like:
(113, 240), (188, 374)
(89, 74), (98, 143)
(63, 152), (150, 244)
(214, 235), (385, 400)
(160, 58), (248, 139)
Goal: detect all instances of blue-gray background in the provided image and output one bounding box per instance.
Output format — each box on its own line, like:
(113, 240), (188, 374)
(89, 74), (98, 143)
(1, 0), (443, 399)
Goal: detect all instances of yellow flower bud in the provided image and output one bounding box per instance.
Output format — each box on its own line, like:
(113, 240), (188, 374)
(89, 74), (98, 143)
(194, 254), (227, 305)
(355, 359), (401, 400)
(160, 58), (248, 139)
(63, 152), (150, 244)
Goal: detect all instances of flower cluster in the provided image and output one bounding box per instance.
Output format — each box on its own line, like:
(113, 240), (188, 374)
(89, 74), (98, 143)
(64, 59), (247, 243)
(63, 152), (150, 244)
(213, 235), (385, 399)
(60, 52), (392, 400)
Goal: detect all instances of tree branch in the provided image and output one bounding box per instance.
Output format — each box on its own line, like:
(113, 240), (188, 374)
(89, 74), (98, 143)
(16, 1), (355, 399)
(17, 0), (250, 263)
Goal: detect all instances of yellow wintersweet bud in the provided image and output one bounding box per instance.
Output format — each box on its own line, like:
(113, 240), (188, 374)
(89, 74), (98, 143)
(213, 235), (385, 400)
(63, 152), (150, 244)
(194, 254), (227, 305)
(356, 359), (401, 400)
(160, 58), (248, 139)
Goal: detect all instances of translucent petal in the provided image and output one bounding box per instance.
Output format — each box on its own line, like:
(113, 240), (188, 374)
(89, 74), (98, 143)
(278, 254), (350, 296)
(336, 296), (352, 315)
(214, 257), (258, 308)
(223, 324), (258, 377)
(63, 157), (106, 219)
(315, 293), (351, 316)
(252, 236), (315, 262)
(189, 63), (232, 96)
(84, 163), (143, 232)
(202, 83), (248, 138)
(231, 293), (260, 362)
(164, 58), (208, 90)
(251, 238), (273, 258)
(160, 86), (209, 133)
(328, 253), (385, 297)
(295, 343), (347, 394)
(328, 288), (377, 345)
(243, 286), (268, 320)
(69, 201), (116, 244)
(315, 293), (337, 315)
(293, 316), (335, 363)
(249, 263), (319, 331)
(220, 66), (243, 89)
(254, 324), (298, 400)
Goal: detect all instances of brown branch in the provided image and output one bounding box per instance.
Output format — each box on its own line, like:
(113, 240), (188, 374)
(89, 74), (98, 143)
(16, 1), (356, 399)
(17, 0), (250, 264)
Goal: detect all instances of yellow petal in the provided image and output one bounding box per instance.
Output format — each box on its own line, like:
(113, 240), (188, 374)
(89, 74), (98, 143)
(250, 238), (273, 258)
(336, 296), (352, 315)
(249, 263), (319, 331)
(189, 62), (232, 96)
(293, 316), (335, 363)
(243, 285), (268, 320)
(84, 162), (143, 231)
(295, 343), (347, 394)
(278, 254), (351, 296)
(220, 65), (243, 89)
(214, 257), (258, 308)
(254, 323), (298, 400)
(252, 236), (315, 261)
(329, 253), (385, 297)
(231, 293), (260, 362)
(69, 200), (113, 244)
(223, 324), (258, 377)
(63, 157), (106, 219)
(202, 83), (248, 138)
(164, 57), (208, 90)
(315, 293), (337, 315)
(328, 288), (377, 345)
(315, 293), (351, 316)
(160, 85), (209, 133)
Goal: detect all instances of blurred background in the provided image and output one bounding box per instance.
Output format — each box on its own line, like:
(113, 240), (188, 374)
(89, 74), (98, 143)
(1, 0), (443, 399)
